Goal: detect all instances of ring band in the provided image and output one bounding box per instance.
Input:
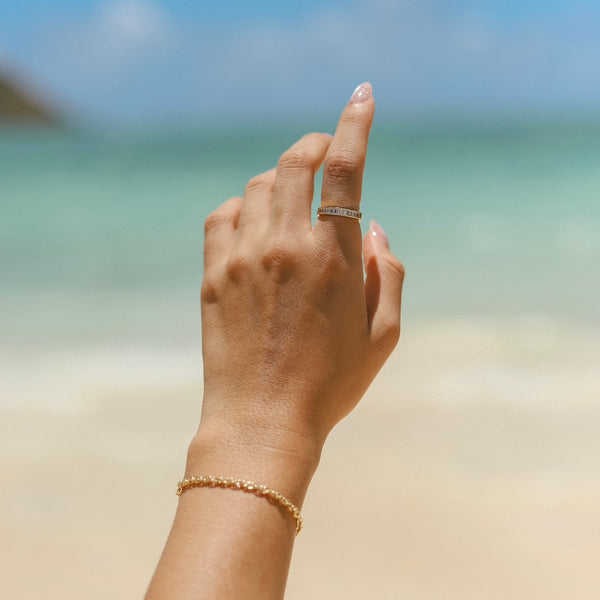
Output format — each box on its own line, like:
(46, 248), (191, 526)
(317, 206), (362, 221)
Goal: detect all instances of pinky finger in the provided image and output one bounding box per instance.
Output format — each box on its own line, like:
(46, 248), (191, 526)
(203, 196), (242, 272)
(363, 221), (405, 354)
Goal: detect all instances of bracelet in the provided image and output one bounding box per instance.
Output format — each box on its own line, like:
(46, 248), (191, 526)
(176, 475), (303, 536)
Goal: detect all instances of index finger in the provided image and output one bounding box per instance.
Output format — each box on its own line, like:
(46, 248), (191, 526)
(318, 82), (375, 216)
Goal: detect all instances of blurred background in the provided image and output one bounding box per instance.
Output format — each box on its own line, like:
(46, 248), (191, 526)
(1, 1), (599, 598)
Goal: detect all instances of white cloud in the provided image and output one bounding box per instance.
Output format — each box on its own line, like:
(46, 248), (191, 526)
(175, 1), (600, 118)
(6, 0), (600, 120)
(100, 1), (169, 48)
(46, 0), (173, 80)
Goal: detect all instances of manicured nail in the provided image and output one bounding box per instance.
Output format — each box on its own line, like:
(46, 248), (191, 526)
(369, 220), (389, 247)
(350, 82), (373, 104)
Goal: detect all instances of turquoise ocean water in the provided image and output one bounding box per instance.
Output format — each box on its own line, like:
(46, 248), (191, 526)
(2, 120), (600, 349)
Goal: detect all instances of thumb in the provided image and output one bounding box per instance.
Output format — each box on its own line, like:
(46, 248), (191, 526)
(363, 220), (405, 353)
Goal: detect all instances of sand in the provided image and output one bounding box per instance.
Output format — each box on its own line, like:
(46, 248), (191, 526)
(2, 316), (599, 599)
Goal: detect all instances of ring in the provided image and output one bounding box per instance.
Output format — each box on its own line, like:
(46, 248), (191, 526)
(317, 206), (362, 221)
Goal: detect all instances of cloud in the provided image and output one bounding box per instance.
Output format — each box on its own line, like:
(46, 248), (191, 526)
(102, 1), (167, 44)
(4, 0), (600, 120)
(49, 0), (173, 77)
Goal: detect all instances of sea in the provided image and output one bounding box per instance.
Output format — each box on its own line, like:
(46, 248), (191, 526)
(1, 119), (599, 396)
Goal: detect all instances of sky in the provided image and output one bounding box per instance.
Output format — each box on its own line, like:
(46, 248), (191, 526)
(1, 0), (600, 123)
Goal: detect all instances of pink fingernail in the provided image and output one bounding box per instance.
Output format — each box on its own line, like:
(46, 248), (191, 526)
(369, 220), (389, 247)
(350, 82), (373, 104)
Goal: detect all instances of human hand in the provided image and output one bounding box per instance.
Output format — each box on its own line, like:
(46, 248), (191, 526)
(146, 84), (405, 600)
(198, 82), (404, 461)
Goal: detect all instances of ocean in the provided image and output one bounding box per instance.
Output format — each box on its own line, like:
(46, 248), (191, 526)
(2, 119), (599, 348)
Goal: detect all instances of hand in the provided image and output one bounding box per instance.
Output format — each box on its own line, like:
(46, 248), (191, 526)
(147, 83), (405, 600)
(198, 83), (405, 454)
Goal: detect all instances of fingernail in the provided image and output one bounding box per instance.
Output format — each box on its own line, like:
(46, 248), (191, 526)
(350, 82), (373, 104)
(369, 220), (389, 247)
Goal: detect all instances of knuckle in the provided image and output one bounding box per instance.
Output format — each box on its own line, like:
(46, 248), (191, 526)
(323, 151), (362, 183)
(204, 196), (241, 234)
(340, 109), (365, 128)
(245, 173), (272, 195)
(204, 208), (228, 235)
(262, 239), (297, 280)
(278, 149), (312, 173)
(225, 252), (251, 282)
(382, 319), (401, 349)
(313, 245), (352, 284)
(387, 256), (406, 281)
(200, 275), (219, 304)
(301, 131), (325, 143)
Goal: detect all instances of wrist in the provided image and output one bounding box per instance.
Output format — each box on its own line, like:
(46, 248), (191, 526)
(186, 413), (323, 508)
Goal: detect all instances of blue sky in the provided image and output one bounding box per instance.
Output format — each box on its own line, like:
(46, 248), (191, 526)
(1, 0), (599, 123)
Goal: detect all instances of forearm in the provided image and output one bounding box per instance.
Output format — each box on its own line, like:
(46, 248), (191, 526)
(145, 418), (322, 600)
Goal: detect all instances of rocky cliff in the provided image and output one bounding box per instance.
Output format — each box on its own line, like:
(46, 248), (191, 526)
(0, 72), (58, 124)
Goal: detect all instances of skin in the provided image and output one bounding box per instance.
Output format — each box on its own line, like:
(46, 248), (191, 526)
(145, 83), (405, 600)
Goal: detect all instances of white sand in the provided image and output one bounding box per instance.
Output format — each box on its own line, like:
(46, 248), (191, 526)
(2, 317), (599, 599)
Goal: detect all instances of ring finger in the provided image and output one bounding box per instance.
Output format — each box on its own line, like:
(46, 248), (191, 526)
(315, 83), (375, 248)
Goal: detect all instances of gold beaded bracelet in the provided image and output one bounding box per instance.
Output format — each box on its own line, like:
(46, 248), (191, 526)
(176, 475), (303, 536)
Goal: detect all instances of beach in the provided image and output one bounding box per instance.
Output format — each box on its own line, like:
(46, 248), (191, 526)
(2, 122), (600, 598)
(2, 317), (599, 598)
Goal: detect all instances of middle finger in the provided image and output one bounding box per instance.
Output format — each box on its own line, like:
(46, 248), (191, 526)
(270, 132), (332, 233)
